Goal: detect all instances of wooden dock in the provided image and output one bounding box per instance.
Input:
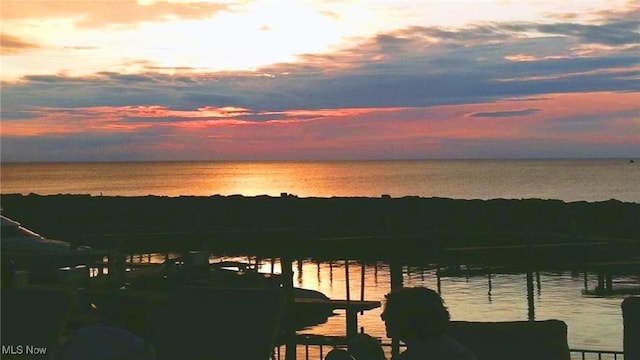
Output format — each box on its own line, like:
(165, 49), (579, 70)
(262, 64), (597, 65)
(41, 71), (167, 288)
(293, 298), (380, 337)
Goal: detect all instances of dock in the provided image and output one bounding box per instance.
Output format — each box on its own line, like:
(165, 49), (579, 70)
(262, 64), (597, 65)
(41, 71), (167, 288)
(293, 298), (380, 337)
(2, 194), (638, 359)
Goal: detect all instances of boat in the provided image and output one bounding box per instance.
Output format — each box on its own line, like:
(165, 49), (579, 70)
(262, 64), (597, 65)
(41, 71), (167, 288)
(1, 215), (101, 284)
(87, 253), (335, 331)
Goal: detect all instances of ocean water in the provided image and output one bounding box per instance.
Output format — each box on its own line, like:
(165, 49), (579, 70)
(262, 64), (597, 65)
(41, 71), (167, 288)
(1, 159), (639, 202)
(1, 160), (638, 355)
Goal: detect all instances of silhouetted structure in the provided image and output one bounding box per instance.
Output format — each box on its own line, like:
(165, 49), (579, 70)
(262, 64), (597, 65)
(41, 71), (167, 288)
(149, 286), (283, 360)
(447, 320), (570, 360)
(623, 297), (640, 360)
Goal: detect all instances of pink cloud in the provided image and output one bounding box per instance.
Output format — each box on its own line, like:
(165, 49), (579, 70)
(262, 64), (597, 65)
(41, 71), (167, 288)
(2, 91), (637, 159)
(153, 91), (638, 158)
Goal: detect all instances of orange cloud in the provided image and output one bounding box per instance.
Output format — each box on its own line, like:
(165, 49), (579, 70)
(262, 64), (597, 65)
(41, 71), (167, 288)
(0, 34), (42, 54)
(1, 1), (230, 29)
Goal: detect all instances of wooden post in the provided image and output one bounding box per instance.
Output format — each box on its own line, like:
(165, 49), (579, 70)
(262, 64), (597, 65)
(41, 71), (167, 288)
(109, 237), (126, 289)
(297, 259), (303, 286)
(346, 308), (358, 339)
(329, 261), (334, 282)
(360, 261), (365, 315)
(526, 271), (535, 321)
(597, 272), (605, 291)
(390, 261), (403, 291)
(605, 272), (613, 292)
(390, 259), (403, 360)
(526, 234), (536, 321)
(622, 297), (640, 359)
(281, 255), (296, 360)
(374, 261), (378, 283)
(345, 260), (351, 301)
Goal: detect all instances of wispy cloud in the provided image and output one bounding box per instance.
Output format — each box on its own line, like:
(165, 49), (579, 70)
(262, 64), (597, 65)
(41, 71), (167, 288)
(469, 109), (541, 118)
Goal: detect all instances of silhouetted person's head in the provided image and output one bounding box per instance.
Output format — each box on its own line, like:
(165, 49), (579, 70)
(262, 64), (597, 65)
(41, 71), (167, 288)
(348, 333), (386, 360)
(325, 348), (355, 360)
(381, 287), (450, 343)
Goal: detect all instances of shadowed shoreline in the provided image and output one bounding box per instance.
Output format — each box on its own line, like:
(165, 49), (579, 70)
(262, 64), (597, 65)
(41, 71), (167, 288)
(1, 194), (638, 359)
(2, 193), (638, 266)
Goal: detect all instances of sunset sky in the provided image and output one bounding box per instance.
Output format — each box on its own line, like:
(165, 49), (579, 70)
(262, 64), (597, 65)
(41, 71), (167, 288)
(1, 0), (639, 161)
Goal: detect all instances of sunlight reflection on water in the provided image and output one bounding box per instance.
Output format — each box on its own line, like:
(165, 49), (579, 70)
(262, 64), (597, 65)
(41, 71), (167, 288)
(256, 259), (632, 352)
(128, 254), (633, 358)
(3, 160), (639, 202)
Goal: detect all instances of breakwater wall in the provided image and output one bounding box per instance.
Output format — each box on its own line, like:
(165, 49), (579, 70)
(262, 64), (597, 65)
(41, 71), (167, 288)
(1, 194), (638, 263)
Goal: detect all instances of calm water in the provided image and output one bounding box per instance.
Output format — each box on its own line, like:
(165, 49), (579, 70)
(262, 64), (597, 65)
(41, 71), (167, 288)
(1, 160), (638, 355)
(1, 159), (639, 202)
(235, 256), (634, 355)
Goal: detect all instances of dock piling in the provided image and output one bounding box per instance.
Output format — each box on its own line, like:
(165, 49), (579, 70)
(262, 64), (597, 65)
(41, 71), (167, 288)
(360, 261), (365, 315)
(345, 260), (350, 301)
(281, 255), (296, 360)
(527, 271), (535, 321)
(390, 259), (403, 360)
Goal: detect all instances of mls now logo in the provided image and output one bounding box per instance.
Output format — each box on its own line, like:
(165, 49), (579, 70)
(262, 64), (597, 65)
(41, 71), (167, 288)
(2, 345), (48, 355)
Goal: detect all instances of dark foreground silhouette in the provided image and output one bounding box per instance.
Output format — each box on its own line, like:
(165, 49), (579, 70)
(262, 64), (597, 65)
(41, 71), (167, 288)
(1, 194), (638, 264)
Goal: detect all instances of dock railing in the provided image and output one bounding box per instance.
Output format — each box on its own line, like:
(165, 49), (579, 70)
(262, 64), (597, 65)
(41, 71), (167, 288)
(270, 344), (625, 360)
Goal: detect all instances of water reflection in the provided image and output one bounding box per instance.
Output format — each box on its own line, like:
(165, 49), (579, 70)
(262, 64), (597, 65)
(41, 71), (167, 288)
(271, 258), (633, 352)
(126, 254), (634, 352)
